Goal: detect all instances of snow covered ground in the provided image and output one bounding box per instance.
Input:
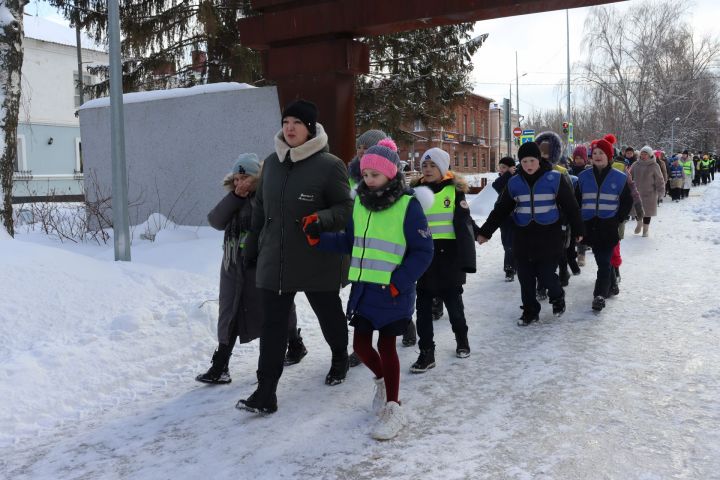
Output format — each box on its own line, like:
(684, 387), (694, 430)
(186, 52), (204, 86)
(2, 180), (720, 479)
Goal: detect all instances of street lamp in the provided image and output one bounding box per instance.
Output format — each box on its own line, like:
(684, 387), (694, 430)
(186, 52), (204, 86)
(671, 117), (681, 156)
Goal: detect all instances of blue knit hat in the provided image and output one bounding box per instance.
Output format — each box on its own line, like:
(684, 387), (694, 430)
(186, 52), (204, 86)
(231, 153), (260, 176)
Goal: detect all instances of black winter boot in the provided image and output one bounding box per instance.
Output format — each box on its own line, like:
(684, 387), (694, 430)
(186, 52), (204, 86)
(284, 328), (308, 366)
(236, 375), (278, 414)
(348, 351), (362, 368)
(402, 319), (417, 347)
(325, 350), (349, 386)
(410, 348), (436, 373)
(455, 331), (470, 358)
(195, 343), (232, 384)
(592, 296), (606, 312)
(518, 306), (539, 326)
(551, 296), (566, 317)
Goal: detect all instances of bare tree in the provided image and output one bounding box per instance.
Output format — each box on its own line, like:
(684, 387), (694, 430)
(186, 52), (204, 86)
(579, 0), (720, 151)
(0, 0), (28, 236)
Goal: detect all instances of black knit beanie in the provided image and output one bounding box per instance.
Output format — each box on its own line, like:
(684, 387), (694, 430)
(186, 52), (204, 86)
(499, 156), (516, 168)
(518, 142), (542, 161)
(282, 99), (318, 136)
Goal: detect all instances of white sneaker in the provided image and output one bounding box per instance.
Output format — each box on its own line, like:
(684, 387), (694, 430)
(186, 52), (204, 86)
(372, 377), (386, 415)
(371, 401), (406, 440)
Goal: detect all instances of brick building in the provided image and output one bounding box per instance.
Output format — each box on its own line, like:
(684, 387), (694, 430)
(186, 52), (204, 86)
(396, 93), (493, 175)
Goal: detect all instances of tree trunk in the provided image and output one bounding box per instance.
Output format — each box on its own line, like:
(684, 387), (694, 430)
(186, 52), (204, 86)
(0, 0), (28, 236)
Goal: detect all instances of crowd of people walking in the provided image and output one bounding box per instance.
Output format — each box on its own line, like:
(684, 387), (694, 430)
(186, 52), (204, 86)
(193, 99), (716, 441)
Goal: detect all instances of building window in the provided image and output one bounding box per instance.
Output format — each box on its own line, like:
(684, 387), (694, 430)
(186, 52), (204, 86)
(75, 137), (83, 174)
(454, 152), (459, 167)
(74, 72), (92, 108)
(472, 153), (477, 167)
(14, 135), (27, 172)
(463, 114), (468, 134)
(463, 152), (468, 168)
(471, 116), (476, 136)
(413, 119), (425, 132)
(482, 154), (487, 169)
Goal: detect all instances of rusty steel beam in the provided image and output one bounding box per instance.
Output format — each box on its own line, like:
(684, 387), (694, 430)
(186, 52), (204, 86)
(240, 0), (622, 48)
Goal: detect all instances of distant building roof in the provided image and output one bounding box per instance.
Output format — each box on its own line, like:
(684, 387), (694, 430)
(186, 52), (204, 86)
(23, 15), (106, 53)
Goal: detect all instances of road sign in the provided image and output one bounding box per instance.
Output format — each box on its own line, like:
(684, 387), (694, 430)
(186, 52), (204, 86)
(512, 127), (522, 138)
(520, 129), (535, 145)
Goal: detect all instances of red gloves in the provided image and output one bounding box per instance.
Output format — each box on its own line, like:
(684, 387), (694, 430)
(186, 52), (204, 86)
(389, 284), (399, 298)
(302, 213), (321, 246)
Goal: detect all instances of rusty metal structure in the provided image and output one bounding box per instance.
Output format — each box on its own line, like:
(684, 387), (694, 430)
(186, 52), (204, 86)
(239, 0), (618, 161)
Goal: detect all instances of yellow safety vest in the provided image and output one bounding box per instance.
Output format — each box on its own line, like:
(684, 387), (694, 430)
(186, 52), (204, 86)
(348, 195), (411, 285)
(425, 184), (456, 240)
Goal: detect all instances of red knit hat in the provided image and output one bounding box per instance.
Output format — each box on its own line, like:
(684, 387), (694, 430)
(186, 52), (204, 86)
(591, 139), (614, 161)
(572, 145), (588, 163)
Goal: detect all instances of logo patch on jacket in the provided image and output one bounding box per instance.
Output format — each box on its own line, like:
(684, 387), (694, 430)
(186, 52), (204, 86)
(459, 200), (469, 209)
(298, 193), (315, 202)
(443, 196), (451, 208)
(418, 228), (432, 238)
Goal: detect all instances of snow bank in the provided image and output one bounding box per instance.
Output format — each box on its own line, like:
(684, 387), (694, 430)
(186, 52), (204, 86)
(79, 82), (255, 110)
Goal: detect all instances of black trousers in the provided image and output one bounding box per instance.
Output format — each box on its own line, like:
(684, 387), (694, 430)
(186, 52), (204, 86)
(516, 257), (563, 314)
(670, 188), (682, 201)
(500, 224), (515, 273)
(592, 246), (614, 298)
(416, 288), (468, 350)
(257, 289), (347, 385)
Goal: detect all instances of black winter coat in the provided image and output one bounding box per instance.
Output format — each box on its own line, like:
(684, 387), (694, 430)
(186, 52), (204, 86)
(575, 165), (634, 250)
(478, 164), (584, 261)
(249, 124), (353, 293)
(413, 175), (477, 292)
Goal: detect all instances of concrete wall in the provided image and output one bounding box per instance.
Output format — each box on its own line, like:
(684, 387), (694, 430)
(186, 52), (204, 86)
(78, 85), (281, 227)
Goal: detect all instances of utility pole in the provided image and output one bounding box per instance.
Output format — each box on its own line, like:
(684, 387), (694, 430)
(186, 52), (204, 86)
(108, 0), (131, 261)
(74, 0), (84, 107)
(515, 51), (520, 128)
(566, 9), (572, 157)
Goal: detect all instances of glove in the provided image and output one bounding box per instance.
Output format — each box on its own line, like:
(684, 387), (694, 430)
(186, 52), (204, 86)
(302, 213), (321, 246)
(389, 284), (400, 298)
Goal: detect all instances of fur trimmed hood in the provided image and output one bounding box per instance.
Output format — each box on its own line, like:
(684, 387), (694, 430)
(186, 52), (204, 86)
(274, 123), (329, 163)
(410, 172), (469, 193)
(222, 173), (235, 192)
(535, 131), (564, 164)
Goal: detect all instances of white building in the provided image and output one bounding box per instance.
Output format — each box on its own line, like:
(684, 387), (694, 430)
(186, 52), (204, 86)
(14, 15), (108, 201)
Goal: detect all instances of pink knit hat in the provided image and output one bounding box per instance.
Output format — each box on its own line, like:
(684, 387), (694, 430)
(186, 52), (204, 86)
(360, 138), (400, 179)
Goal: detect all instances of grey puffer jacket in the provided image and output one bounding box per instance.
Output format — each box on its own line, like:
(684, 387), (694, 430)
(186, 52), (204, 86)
(249, 123), (353, 293)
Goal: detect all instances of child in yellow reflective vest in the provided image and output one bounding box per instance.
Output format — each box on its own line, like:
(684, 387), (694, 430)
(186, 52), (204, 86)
(305, 138), (433, 440)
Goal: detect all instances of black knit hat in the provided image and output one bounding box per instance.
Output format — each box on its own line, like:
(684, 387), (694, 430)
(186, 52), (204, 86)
(282, 99), (318, 136)
(518, 141), (542, 161)
(499, 156), (515, 168)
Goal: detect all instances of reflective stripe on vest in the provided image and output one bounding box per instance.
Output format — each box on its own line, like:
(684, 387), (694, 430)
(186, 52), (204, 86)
(669, 165), (683, 179)
(681, 160), (693, 176)
(507, 171), (561, 226)
(577, 168), (627, 220)
(426, 185), (456, 239)
(348, 195), (411, 285)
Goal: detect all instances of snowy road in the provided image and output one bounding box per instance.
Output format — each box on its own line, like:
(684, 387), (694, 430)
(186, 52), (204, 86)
(2, 181), (719, 479)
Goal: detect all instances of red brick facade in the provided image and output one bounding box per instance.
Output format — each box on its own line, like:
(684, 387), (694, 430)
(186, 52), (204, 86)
(396, 93), (493, 174)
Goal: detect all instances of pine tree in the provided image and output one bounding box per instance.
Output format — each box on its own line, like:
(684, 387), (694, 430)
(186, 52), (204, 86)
(0, 0), (29, 236)
(356, 24), (484, 140)
(47, 0), (263, 96)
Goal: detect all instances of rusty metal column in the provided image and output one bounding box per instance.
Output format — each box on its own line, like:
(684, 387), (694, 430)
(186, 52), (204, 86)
(263, 39), (369, 163)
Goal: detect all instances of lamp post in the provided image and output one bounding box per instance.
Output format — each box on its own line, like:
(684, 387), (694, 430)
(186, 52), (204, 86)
(671, 117), (681, 156)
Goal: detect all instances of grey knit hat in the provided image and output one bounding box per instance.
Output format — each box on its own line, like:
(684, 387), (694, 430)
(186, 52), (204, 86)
(231, 153), (260, 176)
(356, 129), (388, 149)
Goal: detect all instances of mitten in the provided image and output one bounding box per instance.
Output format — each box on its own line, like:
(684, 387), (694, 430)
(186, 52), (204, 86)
(389, 284), (400, 298)
(302, 213), (321, 246)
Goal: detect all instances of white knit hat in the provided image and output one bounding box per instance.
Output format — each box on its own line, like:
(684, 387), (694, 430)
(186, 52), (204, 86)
(640, 145), (654, 157)
(421, 148), (450, 176)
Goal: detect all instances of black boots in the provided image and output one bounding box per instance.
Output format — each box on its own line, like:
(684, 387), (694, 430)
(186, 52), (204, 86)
(236, 375), (279, 414)
(195, 343), (233, 384)
(592, 296), (606, 312)
(325, 350), (349, 386)
(551, 296), (566, 317)
(402, 319), (417, 347)
(455, 331), (470, 358)
(284, 328), (308, 366)
(518, 306), (539, 326)
(410, 348), (436, 373)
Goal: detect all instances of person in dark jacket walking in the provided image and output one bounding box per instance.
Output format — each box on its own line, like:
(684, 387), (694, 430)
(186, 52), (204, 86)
(409, 148), (478, 371)
(492, 156), (517, 281)
(312, 138), (433, 440)
(196, 154), (306, 384)
(237, 100), (354, 414)
(477, 142), (583, 325)
(576, 138), (633, 312)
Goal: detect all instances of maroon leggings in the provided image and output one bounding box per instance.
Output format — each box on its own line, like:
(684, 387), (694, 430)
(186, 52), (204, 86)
(353, 331), (400, 403)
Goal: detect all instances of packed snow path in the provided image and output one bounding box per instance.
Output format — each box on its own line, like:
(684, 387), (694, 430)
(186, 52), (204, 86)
(2, 182), (719, 479)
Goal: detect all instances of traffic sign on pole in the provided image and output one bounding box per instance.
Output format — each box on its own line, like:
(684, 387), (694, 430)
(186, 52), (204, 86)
(512, 127), (522, 138)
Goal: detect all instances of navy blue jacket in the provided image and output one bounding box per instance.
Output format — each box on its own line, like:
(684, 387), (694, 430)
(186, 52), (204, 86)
(318, 194), (433, 328)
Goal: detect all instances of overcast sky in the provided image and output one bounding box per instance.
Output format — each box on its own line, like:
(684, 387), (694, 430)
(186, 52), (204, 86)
(470, 0), (719, 115)
(29, 0), (718, 115)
